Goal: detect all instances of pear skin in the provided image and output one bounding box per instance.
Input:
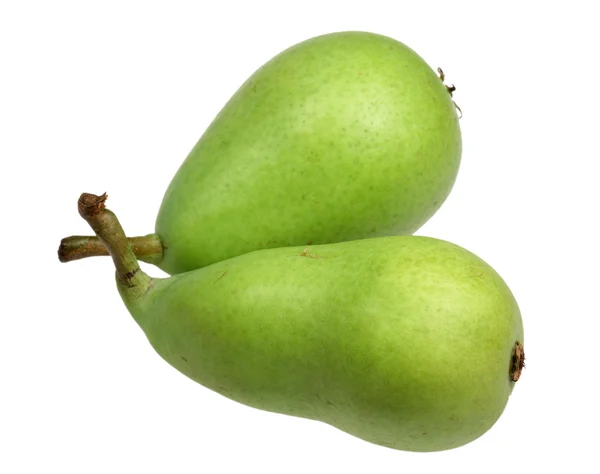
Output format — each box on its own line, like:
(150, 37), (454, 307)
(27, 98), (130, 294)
(119, 236), (522, 452)
(155, 31), (461, 274)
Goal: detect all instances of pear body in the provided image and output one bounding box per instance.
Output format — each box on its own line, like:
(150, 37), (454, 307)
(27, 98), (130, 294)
(155, 31), (461, 274)
(121, 236), (522, 452)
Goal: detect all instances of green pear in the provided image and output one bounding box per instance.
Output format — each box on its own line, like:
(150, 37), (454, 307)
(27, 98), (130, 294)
(76, 194), (523, 452)
(59, 31), (461, 274)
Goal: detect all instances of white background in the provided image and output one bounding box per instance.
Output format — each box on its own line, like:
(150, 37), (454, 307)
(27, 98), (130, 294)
(1, 1), (599, 472)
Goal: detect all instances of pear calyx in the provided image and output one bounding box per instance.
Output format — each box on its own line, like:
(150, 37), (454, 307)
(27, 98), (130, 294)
(510, 341), (525, 382)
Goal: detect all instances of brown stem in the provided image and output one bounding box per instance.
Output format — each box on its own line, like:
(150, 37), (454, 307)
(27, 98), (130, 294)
(58, 234), (163, 265)
(77, 193), (151, 291)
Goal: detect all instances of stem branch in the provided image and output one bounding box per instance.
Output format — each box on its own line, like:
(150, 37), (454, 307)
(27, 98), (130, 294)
(58, 234), (163, 265)
(77, 193), (151, 290)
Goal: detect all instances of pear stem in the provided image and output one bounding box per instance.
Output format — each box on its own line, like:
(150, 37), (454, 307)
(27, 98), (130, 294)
(77, 193), (151, 290)
(58, 234), (163, 265)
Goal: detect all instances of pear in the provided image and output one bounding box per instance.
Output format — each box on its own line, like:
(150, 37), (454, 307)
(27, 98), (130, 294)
(59, 31), (461, 274)
(74, 193), (523, 452)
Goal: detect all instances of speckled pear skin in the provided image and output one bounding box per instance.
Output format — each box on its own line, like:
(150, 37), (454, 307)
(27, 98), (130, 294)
(121, 236), (522, 452)
(155, 31), (461, 274)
